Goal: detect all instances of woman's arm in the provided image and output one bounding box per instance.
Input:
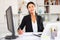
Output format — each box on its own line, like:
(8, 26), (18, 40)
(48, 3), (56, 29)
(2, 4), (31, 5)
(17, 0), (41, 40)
(40, 16), (44, 31)
(38, 15), (44, 32)
(18, 16), (26, 35)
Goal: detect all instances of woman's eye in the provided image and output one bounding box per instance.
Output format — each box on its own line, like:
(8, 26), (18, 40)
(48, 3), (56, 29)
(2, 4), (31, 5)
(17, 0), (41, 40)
(29, 7), (31, 8)
(31, 6), (33, 7)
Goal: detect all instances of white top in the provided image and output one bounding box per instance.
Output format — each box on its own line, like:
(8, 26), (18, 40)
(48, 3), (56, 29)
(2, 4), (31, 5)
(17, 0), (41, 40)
(32, 20), (38, 32)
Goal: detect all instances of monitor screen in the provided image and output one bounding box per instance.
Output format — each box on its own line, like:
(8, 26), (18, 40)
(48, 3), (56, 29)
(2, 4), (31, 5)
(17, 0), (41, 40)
(6, 6), (14, 33)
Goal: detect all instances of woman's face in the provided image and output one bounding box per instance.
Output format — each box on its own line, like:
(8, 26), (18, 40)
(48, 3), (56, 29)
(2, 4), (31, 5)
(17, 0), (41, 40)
(27, 4), (36, 14)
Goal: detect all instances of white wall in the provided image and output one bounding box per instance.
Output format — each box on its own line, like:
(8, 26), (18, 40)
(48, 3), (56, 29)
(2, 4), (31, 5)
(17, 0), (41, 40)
(0, 0), (10, 36)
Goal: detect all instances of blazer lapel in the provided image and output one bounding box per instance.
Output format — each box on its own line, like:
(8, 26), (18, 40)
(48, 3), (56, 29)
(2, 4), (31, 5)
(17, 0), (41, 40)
(29, 15), (33, 32)
(36, 15), (39, 32)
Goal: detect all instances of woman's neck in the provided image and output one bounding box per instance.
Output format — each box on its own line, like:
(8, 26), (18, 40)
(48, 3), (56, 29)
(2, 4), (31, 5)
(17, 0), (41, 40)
(30, 12), (36, 16)
(30, 12), (36, 23)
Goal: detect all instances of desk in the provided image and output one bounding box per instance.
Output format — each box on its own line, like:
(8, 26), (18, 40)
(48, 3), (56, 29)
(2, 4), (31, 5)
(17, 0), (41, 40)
(0, 36), (40, 40)
(0, 32), (58, 40)
(0, 32), (42, 40)
(15, 32), (41, 40)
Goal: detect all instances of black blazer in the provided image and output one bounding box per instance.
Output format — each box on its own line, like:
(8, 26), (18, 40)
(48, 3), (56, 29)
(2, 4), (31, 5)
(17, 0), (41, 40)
(18, 14), (44, 32)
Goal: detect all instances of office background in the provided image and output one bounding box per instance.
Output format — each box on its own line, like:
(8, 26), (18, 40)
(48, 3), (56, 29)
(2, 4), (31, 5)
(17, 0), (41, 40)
(0, 0), (60, 38)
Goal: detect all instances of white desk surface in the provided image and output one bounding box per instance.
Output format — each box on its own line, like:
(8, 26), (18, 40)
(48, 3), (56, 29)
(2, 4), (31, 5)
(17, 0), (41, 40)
(0, 32), (60, 40)
(15, 32), (42, 40)
(0, 32), (42, 40)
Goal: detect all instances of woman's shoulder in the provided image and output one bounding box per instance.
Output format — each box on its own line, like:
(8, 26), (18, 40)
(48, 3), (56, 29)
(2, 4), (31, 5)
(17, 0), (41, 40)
(37, 15), (42, 18)
(24, 15), (30, 17)
(23, 15), (30, 19)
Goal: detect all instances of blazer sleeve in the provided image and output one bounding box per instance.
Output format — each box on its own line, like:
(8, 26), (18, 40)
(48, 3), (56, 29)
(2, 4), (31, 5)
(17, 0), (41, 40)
(18, 16), (26, 30)
(40, 16), (44, 31)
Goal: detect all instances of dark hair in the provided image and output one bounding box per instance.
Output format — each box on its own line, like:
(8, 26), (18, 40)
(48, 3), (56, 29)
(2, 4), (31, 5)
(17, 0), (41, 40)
(27, 2), (35, 8)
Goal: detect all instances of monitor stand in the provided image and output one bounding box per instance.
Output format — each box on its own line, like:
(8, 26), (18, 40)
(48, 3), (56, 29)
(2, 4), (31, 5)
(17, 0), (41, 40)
(5, 35), (18, 39)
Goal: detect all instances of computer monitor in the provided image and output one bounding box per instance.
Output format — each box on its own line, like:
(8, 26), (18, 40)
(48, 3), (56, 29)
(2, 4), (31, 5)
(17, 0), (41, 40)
(5, 6), (18, 39)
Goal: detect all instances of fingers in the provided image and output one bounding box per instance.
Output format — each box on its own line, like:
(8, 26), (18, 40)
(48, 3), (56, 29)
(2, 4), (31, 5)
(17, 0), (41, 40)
(18, 29), (24, 35)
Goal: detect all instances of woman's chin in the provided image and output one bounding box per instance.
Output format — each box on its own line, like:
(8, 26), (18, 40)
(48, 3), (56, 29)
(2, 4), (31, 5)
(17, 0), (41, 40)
(30, 12), (34, 14)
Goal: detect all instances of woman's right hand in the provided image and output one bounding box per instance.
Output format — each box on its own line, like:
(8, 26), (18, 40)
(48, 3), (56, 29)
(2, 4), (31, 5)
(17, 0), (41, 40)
(18, 29), (24, 35)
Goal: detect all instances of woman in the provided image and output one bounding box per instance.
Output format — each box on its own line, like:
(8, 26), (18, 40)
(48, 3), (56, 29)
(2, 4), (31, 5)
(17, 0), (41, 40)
(18, 2), (44, 35)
